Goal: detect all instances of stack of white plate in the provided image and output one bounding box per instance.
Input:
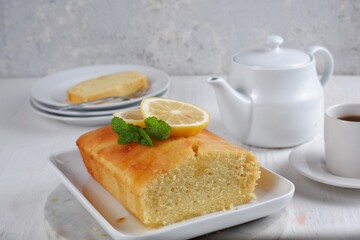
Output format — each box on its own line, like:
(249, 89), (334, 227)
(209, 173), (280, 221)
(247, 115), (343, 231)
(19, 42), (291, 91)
(30, 65), (170, 126)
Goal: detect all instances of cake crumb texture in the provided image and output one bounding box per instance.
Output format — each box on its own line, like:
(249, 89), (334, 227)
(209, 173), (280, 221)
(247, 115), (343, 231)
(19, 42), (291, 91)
(67, 71), (148, 104)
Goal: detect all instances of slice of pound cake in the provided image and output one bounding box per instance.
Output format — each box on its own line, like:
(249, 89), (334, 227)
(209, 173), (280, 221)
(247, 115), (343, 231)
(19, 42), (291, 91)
(77, 125), (260, 228)
(67, 71), (148, 104)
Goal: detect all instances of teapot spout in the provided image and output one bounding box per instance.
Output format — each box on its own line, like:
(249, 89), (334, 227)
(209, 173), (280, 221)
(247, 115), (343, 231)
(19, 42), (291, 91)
(206, 77), (252, 142)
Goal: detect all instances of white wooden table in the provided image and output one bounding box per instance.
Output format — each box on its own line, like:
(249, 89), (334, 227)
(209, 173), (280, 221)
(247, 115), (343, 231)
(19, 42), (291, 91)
(1, 75), (360, 239)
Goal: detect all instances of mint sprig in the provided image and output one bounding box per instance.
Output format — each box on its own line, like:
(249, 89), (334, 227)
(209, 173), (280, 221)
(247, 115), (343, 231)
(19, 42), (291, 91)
(111, 117), (153, 146)
(111, 116), (171, 146)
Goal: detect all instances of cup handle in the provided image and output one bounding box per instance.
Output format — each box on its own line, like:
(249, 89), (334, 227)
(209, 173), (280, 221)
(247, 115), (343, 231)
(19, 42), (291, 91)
(307, 46), (334, 87)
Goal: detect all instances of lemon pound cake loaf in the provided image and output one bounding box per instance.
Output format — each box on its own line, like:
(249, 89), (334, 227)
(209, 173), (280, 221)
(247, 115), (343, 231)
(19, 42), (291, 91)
(67, 71), (148, 104)
(77, 126), (260, 228)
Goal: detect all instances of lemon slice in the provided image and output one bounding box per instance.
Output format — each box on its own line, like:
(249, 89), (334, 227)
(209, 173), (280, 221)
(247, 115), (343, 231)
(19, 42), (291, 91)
(140, 97), (210, 137)
(113, 109), (145, 128)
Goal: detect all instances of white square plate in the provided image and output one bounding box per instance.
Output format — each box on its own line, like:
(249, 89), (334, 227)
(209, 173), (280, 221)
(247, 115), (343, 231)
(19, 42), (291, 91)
(49, 149), (294, 240)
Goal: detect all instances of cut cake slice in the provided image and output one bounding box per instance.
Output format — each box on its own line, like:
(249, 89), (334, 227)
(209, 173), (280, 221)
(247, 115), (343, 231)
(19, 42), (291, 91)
(77, 125), (260, 228)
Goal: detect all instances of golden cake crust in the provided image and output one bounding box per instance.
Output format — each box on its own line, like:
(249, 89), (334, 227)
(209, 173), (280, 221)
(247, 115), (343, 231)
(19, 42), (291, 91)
(77, 125), (195, 189)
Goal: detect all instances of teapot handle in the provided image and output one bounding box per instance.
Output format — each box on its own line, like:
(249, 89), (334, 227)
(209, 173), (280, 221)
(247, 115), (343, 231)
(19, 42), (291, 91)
(307, 46), (334, 87)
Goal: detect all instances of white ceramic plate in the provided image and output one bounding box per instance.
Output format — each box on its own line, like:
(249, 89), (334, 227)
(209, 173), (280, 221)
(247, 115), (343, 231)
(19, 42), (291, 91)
(31, 97), (119, 117)
(289, 138), (360, 189)
(31, 64), (170, 110)
(30, 86), (168, 117)
(30, 100), (113, 126)
(49, 149), (295, 240)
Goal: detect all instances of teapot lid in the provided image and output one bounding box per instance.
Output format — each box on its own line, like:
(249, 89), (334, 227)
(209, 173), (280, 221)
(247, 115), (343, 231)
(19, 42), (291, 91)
(233, 35), (311, 69)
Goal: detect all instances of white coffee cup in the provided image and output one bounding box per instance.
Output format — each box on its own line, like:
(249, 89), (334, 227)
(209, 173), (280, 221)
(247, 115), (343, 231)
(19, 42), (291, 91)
(325, 104), (360, 178)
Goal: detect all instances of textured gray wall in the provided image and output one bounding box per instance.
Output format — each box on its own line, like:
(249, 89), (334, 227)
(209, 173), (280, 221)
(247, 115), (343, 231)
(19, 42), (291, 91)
(1, 0), (360, 78)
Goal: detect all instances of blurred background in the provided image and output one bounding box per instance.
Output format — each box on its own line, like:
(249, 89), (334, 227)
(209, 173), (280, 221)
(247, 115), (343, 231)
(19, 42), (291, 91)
(0, 0), (359, 78)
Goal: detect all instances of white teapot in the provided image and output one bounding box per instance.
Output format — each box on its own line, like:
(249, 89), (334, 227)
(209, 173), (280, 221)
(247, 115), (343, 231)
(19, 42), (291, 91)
(207, 35), (334, 148)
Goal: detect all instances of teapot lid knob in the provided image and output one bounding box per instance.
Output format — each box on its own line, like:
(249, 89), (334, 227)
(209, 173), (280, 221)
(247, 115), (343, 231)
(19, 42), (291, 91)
(265, 35), (284, 49)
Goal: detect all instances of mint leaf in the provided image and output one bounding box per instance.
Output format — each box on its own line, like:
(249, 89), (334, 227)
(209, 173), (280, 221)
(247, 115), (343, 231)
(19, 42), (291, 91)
(136, 126), (153, 146)
(112, 117), (136, 144)
(145, 116), (171, 140)
(111, 117), (153, 146)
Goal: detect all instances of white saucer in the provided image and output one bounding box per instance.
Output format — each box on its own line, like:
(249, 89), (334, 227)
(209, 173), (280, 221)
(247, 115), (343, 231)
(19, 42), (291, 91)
(289, 138), (360, 189)
(31, 64), (170, 110)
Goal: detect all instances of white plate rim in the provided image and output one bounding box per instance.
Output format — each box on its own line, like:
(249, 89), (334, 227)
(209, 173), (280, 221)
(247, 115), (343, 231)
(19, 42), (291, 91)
(31, 88), (168, 117)
(289, 138), (360, 189)
(31, 64), (170, 110)
(49, 148), (295, 240)
(31, 97), (118, 117)
(30, 100), (113, 126)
